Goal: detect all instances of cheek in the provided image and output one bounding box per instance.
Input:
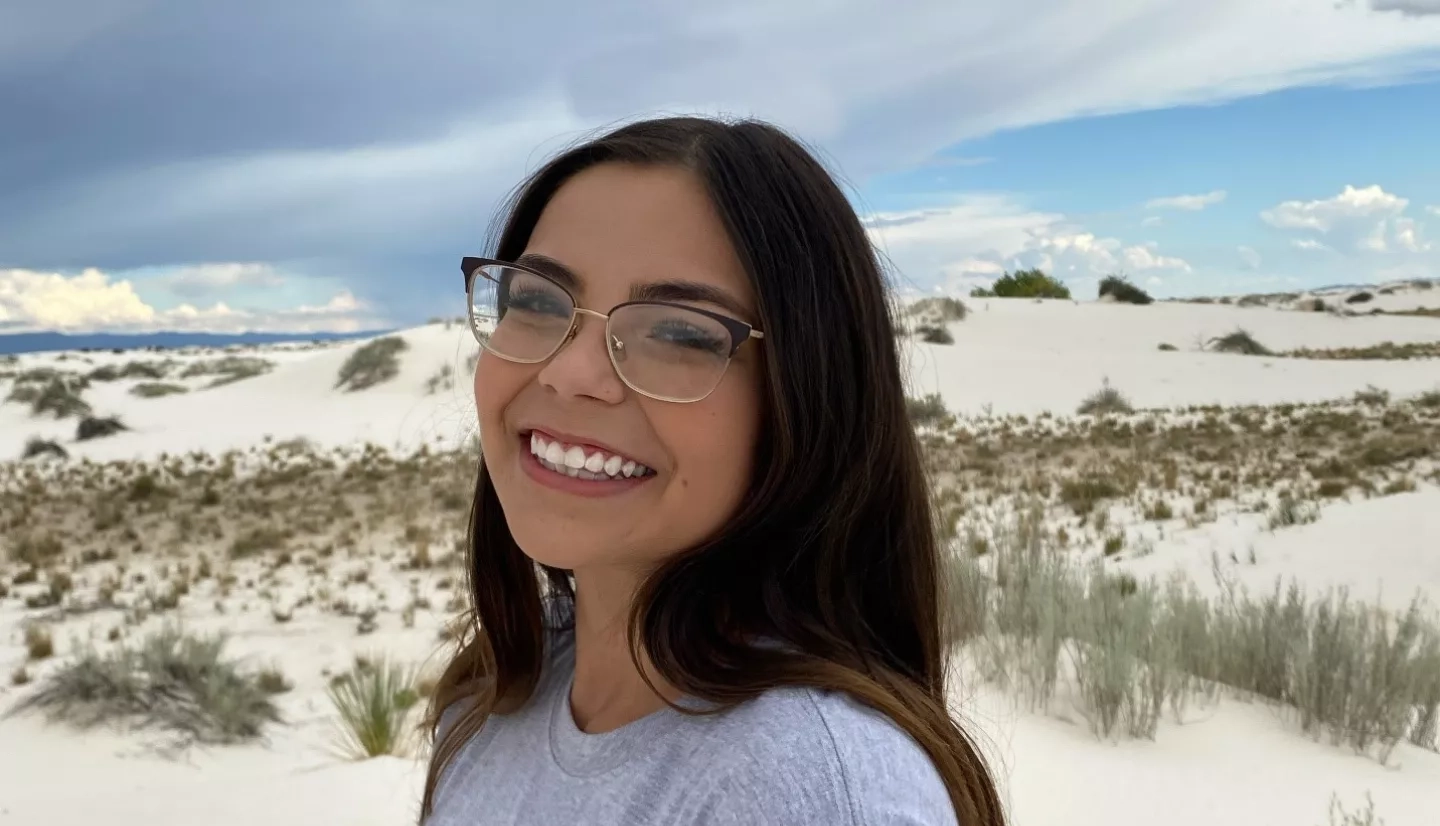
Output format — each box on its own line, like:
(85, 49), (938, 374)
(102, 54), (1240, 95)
(659, 373), (762, 513)
(474, 352), (530, 437)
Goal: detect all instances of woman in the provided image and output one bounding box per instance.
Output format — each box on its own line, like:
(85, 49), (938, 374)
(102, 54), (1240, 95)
(422, 116), (1004, 826)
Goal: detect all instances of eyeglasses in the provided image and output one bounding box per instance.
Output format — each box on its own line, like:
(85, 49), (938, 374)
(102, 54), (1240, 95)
(462, 257), (764, 403)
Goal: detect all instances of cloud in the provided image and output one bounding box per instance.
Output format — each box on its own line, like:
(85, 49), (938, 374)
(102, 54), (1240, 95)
(1427, 205), (1440, 216)
(867, 195), (1190, 295)
(1367, 0), (1440, 16)
(1141, 215), (1165, 227)
(1238, 245), (1262, 269)
(1145, 190), (1228, 210)
(5, 1), (1440, 326)
(150, 263), (285, 299)
(0, 268), (381, 334)
(1292, 238), (1332, 251)
(1261, 184), (1429, 253)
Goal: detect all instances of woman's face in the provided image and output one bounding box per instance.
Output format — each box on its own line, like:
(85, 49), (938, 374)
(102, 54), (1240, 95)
(474, 163), (764, 576)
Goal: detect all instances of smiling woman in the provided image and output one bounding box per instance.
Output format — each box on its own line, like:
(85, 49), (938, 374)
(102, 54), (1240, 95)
(421, 116), (1005, 826)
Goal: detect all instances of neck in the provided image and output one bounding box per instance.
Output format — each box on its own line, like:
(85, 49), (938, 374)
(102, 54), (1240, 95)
(567, 565), (680, 734)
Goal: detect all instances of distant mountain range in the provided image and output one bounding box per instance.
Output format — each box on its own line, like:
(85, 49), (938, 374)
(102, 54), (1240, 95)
(0, 329), (393, 355)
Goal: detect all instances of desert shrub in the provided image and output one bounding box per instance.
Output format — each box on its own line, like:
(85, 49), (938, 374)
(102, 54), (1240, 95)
(10, 625), (279, 745)
(25, 625), (55, 660)
(1353, 385), (1390, 407)
(1059, 475), (1124, 515)
(256, 666), (293, 695)
(916, 325), (954, 345)
(21, 438), (67, 460)
(181, 357), (272, 387)
(1268, 496), (1320, 529)
(76, 415), (127, 441)
(7, 376), (92, 418)
(1346, 291), (1374, 304)
(335, 337), (408, 392)
(1098, 275), (1153, 305)
(980, 268), (1071, 299)
(909, 296), (968, 322)
(1076, 380), (1134, 416)
(229, 525), (288, 559)
(906, 393), (949, 428)
(89, 361), (168, 382)
(9, 532), (64, 566)
(1207, 329), (1271, 356)
(130, 382), (188, 398)
(1157, 343), (1177, 352)
(1324, 792), (1383, 826)
(1419, 389), (1440, 409)
(327, 655), (421, 759)
(424, 364), (454, 395)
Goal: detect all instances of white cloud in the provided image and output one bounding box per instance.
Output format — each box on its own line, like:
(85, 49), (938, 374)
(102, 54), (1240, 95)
(1367, 0), (1440, 16)
(867, 196), (1190, 295)
(1292, 238), (1332, 251)
(0, 268), (380, 334)
(1145, 190), (1227, 211)
(1262, 184), (1430, 254)
(1140, 215), (1164, 227)
(151, 263), (285, 299)
(1427, 205), (1440, 216)
(1238, 245), (1262, 269)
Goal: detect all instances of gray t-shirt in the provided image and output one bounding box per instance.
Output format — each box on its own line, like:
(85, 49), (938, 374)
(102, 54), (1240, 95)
(426, 627), (959, 825)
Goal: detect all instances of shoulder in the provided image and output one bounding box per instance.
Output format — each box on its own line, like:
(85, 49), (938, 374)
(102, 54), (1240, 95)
(691, 687), (959, 826)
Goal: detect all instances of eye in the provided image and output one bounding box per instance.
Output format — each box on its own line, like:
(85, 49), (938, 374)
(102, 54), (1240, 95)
(648, 320), (728, 354)
(505, 287), (570, 317)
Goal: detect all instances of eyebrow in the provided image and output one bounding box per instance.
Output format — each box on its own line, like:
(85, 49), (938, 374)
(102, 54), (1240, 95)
(515, 253), (754, 321)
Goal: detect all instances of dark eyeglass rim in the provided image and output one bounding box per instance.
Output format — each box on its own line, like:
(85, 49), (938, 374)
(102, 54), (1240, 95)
(460, 256), (764, 357)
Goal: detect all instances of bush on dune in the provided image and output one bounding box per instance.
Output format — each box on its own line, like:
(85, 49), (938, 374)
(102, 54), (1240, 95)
(1098, 275), (1153, 305)
(8, 626), (280, 746)
(971, 268), (1072, 300)
(335, 337), (409, 392)
(915, 325), (955, 345)
(1077, 380), (1134, 415)
(76, 415), (127, 441)
(1206, 329), (1271, 356)
(130, 382), (189, 398)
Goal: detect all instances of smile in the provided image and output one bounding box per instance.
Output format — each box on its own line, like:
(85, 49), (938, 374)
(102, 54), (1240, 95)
(519, 430), (656, 496)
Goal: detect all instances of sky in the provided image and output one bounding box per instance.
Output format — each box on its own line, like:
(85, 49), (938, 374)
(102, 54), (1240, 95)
(2, 0), (1439, 334)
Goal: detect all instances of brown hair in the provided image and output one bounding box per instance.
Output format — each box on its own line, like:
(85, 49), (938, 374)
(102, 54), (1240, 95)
(421, 116), (1004, 826)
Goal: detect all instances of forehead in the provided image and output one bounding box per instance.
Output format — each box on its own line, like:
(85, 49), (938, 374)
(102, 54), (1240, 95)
(524, 163), (754, 311)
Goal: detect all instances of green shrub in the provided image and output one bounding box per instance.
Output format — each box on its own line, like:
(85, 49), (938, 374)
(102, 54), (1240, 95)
(979, 268), (1072, 299)
(1207, 329), (1271, 356)
(76, 415), (127, 441)
(327, 655), (421, 759)
(130, 382), (188, 398)
(180, 357), (272, 387)
(906, 393), (950, 428)
(10, 626), (279, 745)
(336, 337), (408, 392)
(1077, 381), (1134, 416)
(916, 325), (954, 345)
(21, 438), (67, 460)
(1098, 275), (1153, 305)
(1157, 343), (1178, 352)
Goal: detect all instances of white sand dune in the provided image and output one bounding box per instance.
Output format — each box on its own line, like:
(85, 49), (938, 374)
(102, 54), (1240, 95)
(903, 299), (1440, 416)
(3, 297), (1439, 825)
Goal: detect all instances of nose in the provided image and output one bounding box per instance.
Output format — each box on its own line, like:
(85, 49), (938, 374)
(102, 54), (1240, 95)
(534, 312), (627, 404)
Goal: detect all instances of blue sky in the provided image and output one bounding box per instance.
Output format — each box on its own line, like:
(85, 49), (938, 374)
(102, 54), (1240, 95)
(2, 0), (1440, 333)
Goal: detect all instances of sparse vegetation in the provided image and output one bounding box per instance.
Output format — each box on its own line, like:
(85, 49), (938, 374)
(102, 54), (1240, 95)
(1077, 380), (1134, 416)
(916, 325), (955, 345)
(10, 626), (280, 745)
(130, 382), (189, 398)
(972, 268), (1072, 299)
(335, 337), (408, 392)
(327, 654), (421, 759)
(76, 415), (127, 441)
(181, 356), (273, 388)
(21, 438), (67, 460)
(25, 625), (55, 660)
(1283, 341), (1440, 361)
(1098, 275), (1153, 305)
(1207, 329), (1271, 356)
(906, 393), (950, 428)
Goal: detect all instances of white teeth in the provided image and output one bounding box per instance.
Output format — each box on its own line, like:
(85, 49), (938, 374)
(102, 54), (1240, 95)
(563, 445), (587, 469)
(528, 432), (652, 481)
(545, 441), (565, 465)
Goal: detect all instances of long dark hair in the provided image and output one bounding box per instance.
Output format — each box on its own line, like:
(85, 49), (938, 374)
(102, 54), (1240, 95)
(422, 116), (1004, 826)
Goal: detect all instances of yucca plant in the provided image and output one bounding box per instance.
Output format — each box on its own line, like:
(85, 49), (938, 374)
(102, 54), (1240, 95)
(327, 654), (421, 759)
